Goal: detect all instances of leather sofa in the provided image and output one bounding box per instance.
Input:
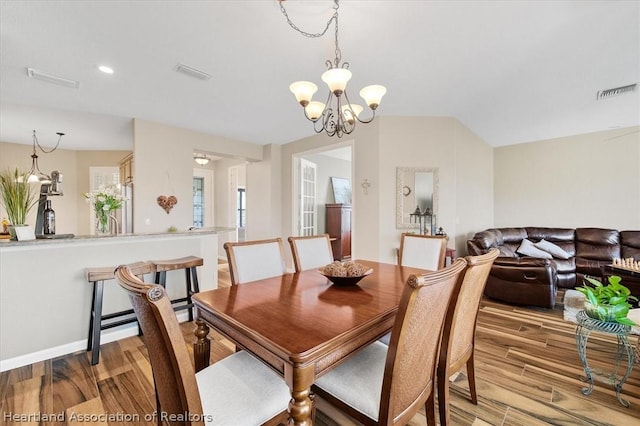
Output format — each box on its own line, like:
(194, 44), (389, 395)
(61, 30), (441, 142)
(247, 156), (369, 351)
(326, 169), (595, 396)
(467, 227), (640, 308)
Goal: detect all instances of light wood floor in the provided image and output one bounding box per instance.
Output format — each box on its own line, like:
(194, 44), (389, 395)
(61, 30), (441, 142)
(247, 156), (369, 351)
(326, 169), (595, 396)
(2, 264), (639, 425)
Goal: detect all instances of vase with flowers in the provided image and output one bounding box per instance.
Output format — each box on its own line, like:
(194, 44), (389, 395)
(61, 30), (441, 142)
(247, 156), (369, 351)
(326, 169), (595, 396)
(85, 185), (124, 235)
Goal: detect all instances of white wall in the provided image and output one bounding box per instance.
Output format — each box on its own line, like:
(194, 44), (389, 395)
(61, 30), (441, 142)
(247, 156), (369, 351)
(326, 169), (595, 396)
(494, 126), (640, 229)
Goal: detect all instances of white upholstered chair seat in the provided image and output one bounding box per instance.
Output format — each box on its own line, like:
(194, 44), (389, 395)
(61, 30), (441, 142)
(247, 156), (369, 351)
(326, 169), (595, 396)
(197, 350), (291, 425)
(313, 341), (388, 421)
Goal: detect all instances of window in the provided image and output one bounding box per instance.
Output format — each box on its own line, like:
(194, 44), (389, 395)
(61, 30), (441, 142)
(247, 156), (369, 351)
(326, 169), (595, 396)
(193, 176), (204, 228)
(237, 187), (246, 228)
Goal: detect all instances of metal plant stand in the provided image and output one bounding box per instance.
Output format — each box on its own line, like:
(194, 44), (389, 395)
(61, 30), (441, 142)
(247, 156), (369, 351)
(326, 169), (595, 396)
(575, 310), (635, 407)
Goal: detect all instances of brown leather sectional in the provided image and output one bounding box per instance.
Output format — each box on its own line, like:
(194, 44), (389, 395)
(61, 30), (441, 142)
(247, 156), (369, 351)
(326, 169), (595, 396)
(467, 227), (640, 308)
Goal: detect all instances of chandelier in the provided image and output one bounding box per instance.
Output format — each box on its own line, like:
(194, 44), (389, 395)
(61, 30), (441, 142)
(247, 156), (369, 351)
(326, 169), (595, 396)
(28, 130), (65, 183)
(280, 0), (386, 138)
(194, 153), (210, 165)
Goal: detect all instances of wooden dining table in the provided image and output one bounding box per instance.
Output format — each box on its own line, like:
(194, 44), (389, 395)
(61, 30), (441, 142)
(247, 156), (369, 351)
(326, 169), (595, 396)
(191, 260), (428, 426)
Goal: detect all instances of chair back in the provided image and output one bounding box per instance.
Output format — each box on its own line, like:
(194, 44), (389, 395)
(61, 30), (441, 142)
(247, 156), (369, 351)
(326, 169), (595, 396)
(224, 238), (286, 285)
(288, 234), (334, 272)
(114, 265), (203, 425)
(379, 258), (467, 424)
(398, 233), (447, 271)
(440, 248), (499, 373)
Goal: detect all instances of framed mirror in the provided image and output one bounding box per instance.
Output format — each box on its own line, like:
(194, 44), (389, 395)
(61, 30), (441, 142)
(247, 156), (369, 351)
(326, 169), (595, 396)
(396, 166), (439, 230)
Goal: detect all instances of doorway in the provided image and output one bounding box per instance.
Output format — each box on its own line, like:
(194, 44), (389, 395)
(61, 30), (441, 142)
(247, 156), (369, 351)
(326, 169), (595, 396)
(292, 143), (353, 239)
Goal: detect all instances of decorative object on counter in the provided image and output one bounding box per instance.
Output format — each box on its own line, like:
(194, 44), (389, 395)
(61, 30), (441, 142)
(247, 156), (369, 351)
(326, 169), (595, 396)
(281, 0), (386, 138)
(43, 199), (55, 235)
(1, 217), (8, 234)
(157, 195), (177, 214)
(85, 185), (124, 235)
(0, 168), (38, 240)
(576, 275), (638, 325)
(27, 130), (65, 183)
(168, 225), (178, 232)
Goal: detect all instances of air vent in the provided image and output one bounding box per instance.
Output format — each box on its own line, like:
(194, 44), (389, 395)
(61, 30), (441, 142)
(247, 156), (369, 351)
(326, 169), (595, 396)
(175, 63), (211, 81)
(27, 68), (80, 88)
(597, 83), (637, 100)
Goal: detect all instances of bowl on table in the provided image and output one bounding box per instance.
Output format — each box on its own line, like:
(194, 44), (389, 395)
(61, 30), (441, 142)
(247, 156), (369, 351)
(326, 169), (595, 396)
(318, 261), (373, 286)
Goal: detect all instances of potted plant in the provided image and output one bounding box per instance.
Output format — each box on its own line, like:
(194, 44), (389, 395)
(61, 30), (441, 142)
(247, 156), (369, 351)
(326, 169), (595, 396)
(0, 168), (38, 239)
(576, 275), (638, 325)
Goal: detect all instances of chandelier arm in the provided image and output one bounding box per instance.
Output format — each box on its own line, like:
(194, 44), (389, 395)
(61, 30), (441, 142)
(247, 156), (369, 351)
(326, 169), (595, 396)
(279, 0), (339, 39)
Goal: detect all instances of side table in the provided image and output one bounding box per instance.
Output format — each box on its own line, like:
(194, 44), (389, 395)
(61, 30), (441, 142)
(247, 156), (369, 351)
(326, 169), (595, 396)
(575, 310), (635, 407)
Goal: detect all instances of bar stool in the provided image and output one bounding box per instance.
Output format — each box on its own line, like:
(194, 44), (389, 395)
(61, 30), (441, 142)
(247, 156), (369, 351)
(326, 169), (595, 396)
(86, 261), (154, 365)
(151, 256), (203, 321)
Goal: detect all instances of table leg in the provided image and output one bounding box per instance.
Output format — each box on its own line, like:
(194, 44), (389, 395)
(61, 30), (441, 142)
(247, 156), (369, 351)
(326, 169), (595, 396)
(193, 317), (210, 372)
(613, 335), (634, 407)
(285, 363), (315, 426)
(576, 324), (595, 396)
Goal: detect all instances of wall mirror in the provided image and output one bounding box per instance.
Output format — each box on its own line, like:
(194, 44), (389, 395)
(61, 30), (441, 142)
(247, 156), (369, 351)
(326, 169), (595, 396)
(396, 166), (439, 229)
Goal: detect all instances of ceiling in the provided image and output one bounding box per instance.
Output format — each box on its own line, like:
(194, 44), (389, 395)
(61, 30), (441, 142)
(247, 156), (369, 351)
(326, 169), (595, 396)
(1, 0), (638, 151)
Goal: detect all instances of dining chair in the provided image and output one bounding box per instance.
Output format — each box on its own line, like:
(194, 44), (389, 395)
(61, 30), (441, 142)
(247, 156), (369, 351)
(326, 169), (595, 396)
(398, 232), (447, 271)
(312, 258), (468, 425)
(114, 264), (291, 426)
(437, 248), (499, 426)
(224, 238), (287, 285)
(288, 234), (334, 272)
(378, 232), (448, 346)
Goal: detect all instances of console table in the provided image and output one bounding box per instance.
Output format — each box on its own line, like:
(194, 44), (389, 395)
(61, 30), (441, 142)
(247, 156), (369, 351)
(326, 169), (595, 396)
(575, 310), (634, 407)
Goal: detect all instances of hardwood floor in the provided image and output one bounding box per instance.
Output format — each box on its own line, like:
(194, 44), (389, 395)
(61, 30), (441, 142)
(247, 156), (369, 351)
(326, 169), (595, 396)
(2, 263), (639, 425)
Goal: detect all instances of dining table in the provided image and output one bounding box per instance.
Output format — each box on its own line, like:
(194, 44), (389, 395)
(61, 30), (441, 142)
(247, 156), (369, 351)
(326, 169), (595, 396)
(191, 259), (428, 426)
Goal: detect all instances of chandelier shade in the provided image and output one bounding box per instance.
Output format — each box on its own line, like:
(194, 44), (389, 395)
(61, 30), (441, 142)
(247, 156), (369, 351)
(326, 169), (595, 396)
(194, 153), (210, 165)
(290, 81), (318, 106)
(280, 0), (386, 138)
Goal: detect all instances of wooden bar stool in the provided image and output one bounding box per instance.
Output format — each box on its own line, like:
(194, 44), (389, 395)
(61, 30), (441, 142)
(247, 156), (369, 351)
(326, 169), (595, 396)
(86, 261), (154, 365)
(151, 256), (203, 321)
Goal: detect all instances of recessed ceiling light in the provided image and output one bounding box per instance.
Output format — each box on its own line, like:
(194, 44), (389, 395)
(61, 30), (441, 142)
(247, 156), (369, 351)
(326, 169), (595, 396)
(98, 65), (114, 74)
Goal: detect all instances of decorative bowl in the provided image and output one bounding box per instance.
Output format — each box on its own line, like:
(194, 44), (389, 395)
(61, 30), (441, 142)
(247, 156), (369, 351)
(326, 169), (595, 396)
(319, 268), (373, 286)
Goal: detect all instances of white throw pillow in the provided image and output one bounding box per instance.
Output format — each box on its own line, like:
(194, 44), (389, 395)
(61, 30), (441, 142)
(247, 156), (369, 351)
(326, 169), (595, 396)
(534, 239), (571, 259)
(516, 239), (552, 259)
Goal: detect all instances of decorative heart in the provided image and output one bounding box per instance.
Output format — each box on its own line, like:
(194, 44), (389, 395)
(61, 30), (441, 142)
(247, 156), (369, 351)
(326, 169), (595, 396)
(157, 195), (178, 214)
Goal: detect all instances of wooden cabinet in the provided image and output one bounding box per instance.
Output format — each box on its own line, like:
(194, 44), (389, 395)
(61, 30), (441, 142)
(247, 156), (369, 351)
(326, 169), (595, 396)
(326, 203), (351, 261)
(119, 153), (134, 184)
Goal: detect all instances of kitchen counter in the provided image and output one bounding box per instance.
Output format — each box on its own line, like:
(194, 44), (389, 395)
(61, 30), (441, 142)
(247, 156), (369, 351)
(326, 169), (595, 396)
(0, 227), (232, 371)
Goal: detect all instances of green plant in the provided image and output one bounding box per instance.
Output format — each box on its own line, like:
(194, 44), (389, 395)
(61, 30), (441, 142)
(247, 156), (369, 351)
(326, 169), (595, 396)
(576, 275), (638, 325)
(0, 168), (38, 225)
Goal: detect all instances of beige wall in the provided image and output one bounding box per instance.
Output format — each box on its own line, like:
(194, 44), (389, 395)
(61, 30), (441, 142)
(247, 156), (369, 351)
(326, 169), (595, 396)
(494, 127), (640, 230)
(378, 117), (494, 262)
(132, 118), (263, 233)
(0, 141), (129, 235)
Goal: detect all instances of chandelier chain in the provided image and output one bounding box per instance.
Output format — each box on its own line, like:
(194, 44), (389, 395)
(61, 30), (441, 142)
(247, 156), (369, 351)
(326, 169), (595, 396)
(33, 130), (63, 154)
(279, 0), (339, 39)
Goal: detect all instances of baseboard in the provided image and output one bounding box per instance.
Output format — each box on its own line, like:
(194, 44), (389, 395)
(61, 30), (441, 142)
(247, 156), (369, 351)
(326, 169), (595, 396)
(0, 311), (190, 372)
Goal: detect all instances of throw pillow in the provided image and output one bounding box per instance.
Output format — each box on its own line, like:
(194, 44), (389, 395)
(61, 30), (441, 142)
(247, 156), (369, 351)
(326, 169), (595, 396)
(534, 239), (571, 259)
(516, 239), (553, 259)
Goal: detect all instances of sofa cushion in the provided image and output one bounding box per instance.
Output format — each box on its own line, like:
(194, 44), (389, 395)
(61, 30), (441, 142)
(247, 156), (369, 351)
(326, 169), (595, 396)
(534, 239), (571, 259)
(517, 239), (553, 259)
(472, 230), (497, 249)
(621, 231), (640, 259)
(575, 228), (620, 260)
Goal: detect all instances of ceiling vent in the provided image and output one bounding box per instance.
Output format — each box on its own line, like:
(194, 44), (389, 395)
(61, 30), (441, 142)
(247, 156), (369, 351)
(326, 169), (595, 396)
(27, 68), (80, 88)
(175, 63), (211, 81)
(597, 83), (637, 100)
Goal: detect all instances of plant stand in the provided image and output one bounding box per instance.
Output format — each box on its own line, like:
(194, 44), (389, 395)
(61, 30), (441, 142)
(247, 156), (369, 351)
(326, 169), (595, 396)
(575, 310), (635, 407)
